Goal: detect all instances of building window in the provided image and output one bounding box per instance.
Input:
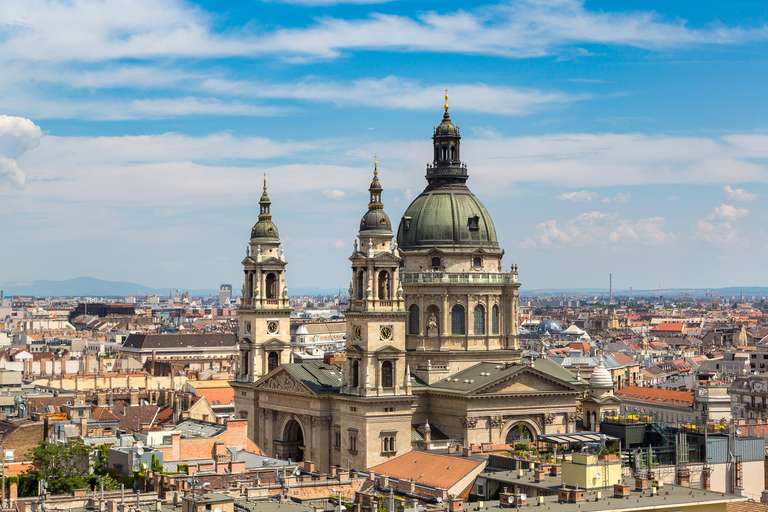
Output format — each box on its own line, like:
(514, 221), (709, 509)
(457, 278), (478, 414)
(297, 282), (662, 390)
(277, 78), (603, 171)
(350, 406), (357, 412)
(349, 435), (357, 452)
(334, 431), (341, 447)
(265, 273), (277, 299)
(473, 256), (481, 267)
(409, 305), (419, 335)
(492, 305), (499, 334)
(268, 352), (279, 372)
(451, 305), (465, 335)
(474, 305), (485, 335)
(351, 360), (360, 387)
(382, 436), (396, 453)
(431, 256), (441, 268)
(381, 361), (393, 388)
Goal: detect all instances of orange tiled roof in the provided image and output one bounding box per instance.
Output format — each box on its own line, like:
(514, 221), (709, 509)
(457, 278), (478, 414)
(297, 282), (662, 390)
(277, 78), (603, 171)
(196, 387), (234, 405)
(366, 450), (483, 490)
(650, 323), (684, 332)
(615, 385), (693, 407)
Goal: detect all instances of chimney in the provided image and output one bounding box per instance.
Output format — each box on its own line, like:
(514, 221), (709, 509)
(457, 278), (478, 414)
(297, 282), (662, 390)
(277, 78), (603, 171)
(79, 417), (88, 437)
(324, 354), (335, 365)
(130, 390), (139, 406)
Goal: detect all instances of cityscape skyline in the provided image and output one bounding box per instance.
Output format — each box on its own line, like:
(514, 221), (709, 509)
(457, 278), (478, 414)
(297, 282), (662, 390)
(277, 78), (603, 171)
(2, 0), (767, 291)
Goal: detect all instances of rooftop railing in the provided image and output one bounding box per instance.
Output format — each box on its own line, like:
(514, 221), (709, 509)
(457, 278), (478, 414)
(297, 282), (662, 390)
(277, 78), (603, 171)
(399, 270), (519, 285)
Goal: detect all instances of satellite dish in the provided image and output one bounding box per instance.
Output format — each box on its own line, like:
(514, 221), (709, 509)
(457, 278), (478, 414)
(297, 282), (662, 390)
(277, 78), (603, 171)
(595, 472), (601, 479)
(214, 508), (222, 512)
(507, 497), (514, 504)
(187, 477), (193, 485)
(736, 428), (743, 436)
(136, 441), (144, 448)
(520, 494), (527, 502)
(137, 447), (144, 456)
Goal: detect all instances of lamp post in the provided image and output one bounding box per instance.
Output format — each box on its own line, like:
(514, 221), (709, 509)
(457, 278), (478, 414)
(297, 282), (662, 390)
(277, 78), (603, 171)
(187, 478), (209, 512)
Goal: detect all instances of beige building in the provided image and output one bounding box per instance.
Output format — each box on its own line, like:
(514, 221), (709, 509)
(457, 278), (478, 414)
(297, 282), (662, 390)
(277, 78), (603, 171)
(233, 101), (584, 472)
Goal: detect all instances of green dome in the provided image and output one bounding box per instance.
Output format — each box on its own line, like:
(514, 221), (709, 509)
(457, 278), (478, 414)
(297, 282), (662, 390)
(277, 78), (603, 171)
(396, 186), (501, 253)
(251, 220), (279, 241)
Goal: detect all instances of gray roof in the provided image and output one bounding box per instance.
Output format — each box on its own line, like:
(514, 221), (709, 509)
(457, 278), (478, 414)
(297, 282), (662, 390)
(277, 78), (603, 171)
(282, 361), (343, 394)
(428, 358), (582, 395)
(122, 333), (237, 351)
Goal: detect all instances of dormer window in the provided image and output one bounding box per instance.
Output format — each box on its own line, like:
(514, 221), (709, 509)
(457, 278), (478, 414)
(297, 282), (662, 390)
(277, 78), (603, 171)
(402, 216), (412, 230)
(431, 256), (441, 268)
(473, 256), (482, 267)
(468, 215), (480, 231)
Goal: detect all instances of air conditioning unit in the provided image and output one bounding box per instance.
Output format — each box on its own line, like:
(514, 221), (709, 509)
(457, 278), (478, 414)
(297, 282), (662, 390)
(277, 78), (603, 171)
(652, 479), (664, 488)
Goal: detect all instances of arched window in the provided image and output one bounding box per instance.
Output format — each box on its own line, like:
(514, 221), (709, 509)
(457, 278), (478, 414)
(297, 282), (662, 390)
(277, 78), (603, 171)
(431, 256), (441, 268)
(492, 305), (499, 334)
(450, 146), (456, 160)
(352, 360), (360, 387)
(451, 305), (465, 335)
(381, 361), (393, 388)
(474, 305), (485, 335)
(265, 273), (277, 299)
(378, 270), (390, 300)
(356, 270), (365, 300)
(409, 305), (419, 335)
(268, 351), (279, 373)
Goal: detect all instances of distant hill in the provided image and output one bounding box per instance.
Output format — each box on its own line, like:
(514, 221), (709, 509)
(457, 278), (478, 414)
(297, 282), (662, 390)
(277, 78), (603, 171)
(522, 287), (768, 298)
(0, 277), (218, 298)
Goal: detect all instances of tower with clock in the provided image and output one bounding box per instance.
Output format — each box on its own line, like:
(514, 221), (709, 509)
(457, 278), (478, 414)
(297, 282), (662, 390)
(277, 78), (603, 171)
(343, 158), (409, 397)
(232, 175), (291, 431)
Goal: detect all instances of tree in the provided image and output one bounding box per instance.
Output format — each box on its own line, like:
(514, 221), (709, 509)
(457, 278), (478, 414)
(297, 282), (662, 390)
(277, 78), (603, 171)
(25, 439), (90, 495)
(94, 474), (121, 492)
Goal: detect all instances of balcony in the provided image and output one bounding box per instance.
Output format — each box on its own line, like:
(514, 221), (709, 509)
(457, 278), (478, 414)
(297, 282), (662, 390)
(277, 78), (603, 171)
(399, 270), (518, 285)
(346, 299), (404, 312)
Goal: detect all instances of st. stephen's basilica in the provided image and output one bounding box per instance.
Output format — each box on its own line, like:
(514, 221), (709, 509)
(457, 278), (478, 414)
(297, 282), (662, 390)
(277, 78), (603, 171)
(231, 95), (585, 472)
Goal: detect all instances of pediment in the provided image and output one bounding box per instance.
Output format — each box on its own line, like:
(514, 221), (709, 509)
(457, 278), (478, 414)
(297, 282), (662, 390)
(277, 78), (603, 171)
(263, 338), (288, 347)
(375, 344), (402, 354)
(256, 368), (314, 396)
(473, 368), (579, 396)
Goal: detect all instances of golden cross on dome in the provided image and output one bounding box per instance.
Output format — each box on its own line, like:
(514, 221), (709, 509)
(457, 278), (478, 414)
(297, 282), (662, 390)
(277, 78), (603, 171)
(374, 154), (378, 176)
(444, 87), (449, 112)
(263, 172), (267, 192)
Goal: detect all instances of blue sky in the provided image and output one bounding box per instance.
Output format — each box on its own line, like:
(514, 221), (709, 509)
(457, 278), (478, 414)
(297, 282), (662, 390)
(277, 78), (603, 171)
(1, 0), (768, 293)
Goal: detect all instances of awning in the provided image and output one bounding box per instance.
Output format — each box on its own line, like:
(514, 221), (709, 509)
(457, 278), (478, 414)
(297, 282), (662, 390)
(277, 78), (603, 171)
(538, 432), (619, 445)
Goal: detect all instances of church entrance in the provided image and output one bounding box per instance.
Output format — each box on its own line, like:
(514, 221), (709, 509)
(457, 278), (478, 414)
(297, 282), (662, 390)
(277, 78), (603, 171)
(505, 423), (535, 445)
(278, 419), (305, 462)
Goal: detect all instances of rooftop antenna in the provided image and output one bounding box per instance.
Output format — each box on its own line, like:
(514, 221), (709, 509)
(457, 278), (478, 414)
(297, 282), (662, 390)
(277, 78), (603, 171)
(609, 274), (613, 304)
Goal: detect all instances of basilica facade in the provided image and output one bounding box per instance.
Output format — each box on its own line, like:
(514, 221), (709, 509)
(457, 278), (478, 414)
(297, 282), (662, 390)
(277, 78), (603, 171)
(231, 99), (585, 472)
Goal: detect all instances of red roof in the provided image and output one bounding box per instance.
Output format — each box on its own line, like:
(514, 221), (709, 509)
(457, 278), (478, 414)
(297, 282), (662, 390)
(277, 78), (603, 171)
(651, 323), (684, 332)
(196, 388), (234, 405)
(615, 385), (693, 407)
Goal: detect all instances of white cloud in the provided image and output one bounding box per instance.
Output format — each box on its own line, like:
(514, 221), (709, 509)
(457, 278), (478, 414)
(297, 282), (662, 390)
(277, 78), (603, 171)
(665, 195), (680, 200)
(723, 184), (758, 201)
(708, 204), (749, 221)
(556, 190), (598, 201)
(0, 0), (765, 64)
(693, 220), (740, 246)
(612, 192), (631, 203)
(202, 76), (586, 116)
(322, 188), (347, 200)
(333, 239), (346, 249)
(0, 115), (43, 189)
(608, 217), (675, 245)
(522, 211), (674, 248)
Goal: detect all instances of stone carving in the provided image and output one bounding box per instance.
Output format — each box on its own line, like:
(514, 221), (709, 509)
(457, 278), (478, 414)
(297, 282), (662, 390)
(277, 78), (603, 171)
(489, 416), (504, 429)
(461, 417), (478, 428)
(427, 313), (439, 337)
(320, 417), (333, 428)
(275, 411), (286, 422)
(545, 413), (556, 425)
(259, 372), (307, 394)
(567, 412), (578, 423)
(258, 408), (272, 420)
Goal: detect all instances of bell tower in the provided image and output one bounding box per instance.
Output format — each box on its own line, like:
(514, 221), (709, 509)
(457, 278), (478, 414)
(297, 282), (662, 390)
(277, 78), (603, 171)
(236, 175), (291, 382)
(342, 158), (409, 396)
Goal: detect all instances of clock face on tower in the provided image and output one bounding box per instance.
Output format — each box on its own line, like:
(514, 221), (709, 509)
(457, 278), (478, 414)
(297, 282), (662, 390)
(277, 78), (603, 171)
(244, 321), (252, 334)
(380, 326), (393, 340)
(354, 326), (362, 340)
(267, 321), (279, 335)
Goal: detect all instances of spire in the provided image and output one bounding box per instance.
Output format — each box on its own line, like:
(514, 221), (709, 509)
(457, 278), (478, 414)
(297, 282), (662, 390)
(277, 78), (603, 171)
(368, 155), (383, 211)
(259, 173), (272, 221)
(444, 87), (449, 112)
